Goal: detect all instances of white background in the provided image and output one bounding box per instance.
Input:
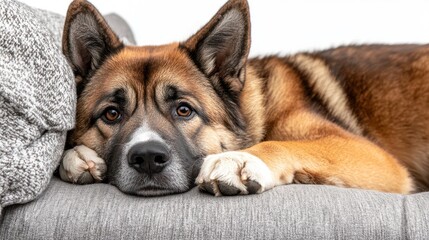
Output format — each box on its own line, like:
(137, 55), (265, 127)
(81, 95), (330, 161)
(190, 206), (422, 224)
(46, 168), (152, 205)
(18, 0), (429, 57)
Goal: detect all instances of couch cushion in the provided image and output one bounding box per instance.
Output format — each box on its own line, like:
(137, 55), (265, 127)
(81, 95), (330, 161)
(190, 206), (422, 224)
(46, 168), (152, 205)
(404, 192), (429, 239)
(1, 178), (420, 239)
(0, 0), (75, 209)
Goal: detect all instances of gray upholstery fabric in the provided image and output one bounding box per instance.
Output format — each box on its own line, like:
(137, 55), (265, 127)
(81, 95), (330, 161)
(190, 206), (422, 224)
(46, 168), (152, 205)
(404, 192), (429, 239)
(105, 13), (137, 45)
(3, 178), (428, 239)
(0, 0), (75, 209)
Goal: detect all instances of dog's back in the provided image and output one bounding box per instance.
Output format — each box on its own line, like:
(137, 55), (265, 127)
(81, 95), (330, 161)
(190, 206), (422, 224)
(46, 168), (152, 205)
(249, 44), (429, 190)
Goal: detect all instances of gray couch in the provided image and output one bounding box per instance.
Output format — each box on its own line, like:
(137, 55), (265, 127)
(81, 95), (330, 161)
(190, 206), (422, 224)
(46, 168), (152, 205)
(1, 1), (428, 239)
(1, 178), (429, 239)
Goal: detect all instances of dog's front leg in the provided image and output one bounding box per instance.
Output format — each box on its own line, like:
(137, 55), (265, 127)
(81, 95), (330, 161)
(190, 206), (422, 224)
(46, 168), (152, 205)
(196, 135), (414, 196)
(59, 145), (106, 184)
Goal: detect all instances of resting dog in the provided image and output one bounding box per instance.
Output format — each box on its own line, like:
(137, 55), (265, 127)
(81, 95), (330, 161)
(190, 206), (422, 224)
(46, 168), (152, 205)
(59, 0), (429, 196)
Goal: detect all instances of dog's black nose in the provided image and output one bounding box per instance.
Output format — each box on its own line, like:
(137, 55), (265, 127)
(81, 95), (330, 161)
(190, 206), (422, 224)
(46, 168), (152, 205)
(127, 141), (171, 174)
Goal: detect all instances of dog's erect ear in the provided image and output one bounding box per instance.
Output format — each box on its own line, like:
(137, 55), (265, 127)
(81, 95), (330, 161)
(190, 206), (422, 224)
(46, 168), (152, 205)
(62, 0), (123, 85)
(182, 0), (251, 93)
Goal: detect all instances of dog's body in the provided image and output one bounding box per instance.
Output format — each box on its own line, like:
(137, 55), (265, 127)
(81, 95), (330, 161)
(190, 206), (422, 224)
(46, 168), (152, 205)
(59, 0), (428, 196)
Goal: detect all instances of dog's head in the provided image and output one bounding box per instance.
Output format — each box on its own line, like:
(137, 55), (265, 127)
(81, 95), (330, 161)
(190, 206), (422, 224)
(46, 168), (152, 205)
(62, 0), (264, 196)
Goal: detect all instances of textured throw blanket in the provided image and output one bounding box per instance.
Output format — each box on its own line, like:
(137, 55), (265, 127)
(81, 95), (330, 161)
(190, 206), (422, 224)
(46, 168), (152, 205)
(0, 0), (75, 211)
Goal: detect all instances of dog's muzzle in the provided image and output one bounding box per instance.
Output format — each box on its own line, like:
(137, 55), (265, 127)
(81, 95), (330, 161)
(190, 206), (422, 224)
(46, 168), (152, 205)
(127, 141), (171, 175)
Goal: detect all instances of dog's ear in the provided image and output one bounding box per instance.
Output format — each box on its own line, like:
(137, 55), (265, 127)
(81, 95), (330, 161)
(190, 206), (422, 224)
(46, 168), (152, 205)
(62, 0), (123, 86)
(182, 0), (251, 93)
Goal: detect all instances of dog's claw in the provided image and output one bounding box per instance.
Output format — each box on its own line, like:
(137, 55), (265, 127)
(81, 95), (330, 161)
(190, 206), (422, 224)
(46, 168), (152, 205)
(196, 151), (276, 196)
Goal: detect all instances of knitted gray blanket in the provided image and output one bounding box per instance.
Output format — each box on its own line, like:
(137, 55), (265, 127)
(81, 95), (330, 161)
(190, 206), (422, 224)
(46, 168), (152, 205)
(0, 0), (75, 212)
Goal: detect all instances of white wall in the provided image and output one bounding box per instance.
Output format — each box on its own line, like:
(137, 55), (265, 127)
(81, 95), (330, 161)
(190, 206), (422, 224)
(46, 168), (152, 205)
(18, 0), (429, 57)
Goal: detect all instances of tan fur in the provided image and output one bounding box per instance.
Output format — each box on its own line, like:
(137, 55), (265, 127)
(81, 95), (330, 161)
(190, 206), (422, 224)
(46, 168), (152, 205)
(242, 54), (420, 193)
(291, 54), (363, 135)
(63, 0), (429, 194)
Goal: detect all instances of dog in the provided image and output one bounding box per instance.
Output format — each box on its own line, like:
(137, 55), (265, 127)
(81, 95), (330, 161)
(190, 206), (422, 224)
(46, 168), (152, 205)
(59, 0), (429, 196)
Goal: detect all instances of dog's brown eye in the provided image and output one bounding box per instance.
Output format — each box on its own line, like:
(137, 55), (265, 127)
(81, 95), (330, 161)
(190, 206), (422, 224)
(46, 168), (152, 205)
(103, 108), (122, 123)
(176, 105), (192, 118)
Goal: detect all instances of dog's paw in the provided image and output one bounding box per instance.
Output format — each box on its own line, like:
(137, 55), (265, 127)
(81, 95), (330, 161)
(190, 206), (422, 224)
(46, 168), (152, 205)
(196, 151), (276, 196)
(59, 145), (106, 184)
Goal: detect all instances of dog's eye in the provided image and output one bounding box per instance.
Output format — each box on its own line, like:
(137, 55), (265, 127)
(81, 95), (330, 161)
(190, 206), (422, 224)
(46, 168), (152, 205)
(102, 107), (122, 123)
(176, 104), (193, 118)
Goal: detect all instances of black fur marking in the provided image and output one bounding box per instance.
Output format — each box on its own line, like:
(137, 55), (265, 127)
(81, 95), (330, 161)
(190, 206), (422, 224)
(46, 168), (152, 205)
(283, 57), (351, 131)
(164, 85), (179, 102)
(141, 59), (155, 109)
(191, 73), (247, 135)
(311, 50), (367, 134)
(90, 88), (128, 125)
(76, 82), (87, 97)
(178, 44), (207, 79)
(141, 59), (154, 85)
(163, 85), (211, 124)
(220, 96), (247, 133)
(111, 88), (128, 107)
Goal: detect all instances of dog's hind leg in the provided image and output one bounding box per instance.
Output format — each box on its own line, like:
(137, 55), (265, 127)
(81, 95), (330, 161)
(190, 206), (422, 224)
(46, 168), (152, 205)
(59, 145), (106, 184)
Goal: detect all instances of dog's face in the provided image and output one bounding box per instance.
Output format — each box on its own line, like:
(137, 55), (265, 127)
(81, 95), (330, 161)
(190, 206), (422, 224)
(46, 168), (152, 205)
(62, 0), (260, 195)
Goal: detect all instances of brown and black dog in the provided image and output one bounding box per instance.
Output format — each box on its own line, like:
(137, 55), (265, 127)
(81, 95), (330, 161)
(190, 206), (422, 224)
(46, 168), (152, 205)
(59, 0), (429, 196)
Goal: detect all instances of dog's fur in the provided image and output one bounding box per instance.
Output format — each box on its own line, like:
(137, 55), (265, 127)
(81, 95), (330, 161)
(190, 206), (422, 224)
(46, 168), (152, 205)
(59, 0), (429, 196)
